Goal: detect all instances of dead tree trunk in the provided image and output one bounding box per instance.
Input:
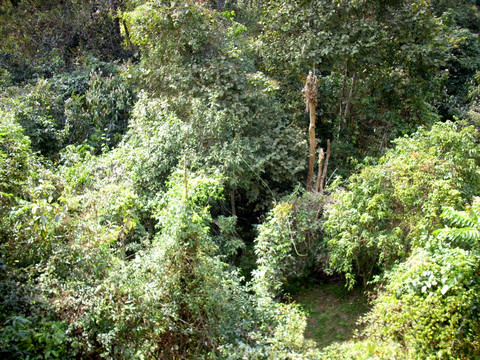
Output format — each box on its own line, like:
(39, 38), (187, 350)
(303, 70), (318, 192)
(319, 139), (331, 194)
(315, 139), (331, 194)
(315, 149), (325, 193)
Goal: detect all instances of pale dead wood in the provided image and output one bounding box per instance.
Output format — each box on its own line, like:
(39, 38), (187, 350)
(303, 70), (318, 191)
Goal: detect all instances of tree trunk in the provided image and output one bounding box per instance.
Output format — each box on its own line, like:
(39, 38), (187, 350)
(319, 139), (330, 194)
(343, 71), (357, 127)
(338, 67), (348, 118)
(315, 149), (325, 193)
(303, 70), (318, 192)
(307, 100), (317, 191)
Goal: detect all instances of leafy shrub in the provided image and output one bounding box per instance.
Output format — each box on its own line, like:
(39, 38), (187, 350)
(3, 60), (134, 157)
(124, 0), (307, 205)
(0, 110), (34, 198)
(323, 121), (480, 287)
(436, 27), (480, 120)
(253, 191), (325, 298)
(0, 315), (70, 360)
(323, 198), (480, 360)
(65, 70), (135, 152)
(321, 338), (406, 360)
(125, 91), (306, 209)
(219, 300), (321, 360)
(33, 165), (325, 359)
(361, 247), (480, 359)
(37, 171), (240, 358)
(253, 201), (298, 298)
(213, 215), (246, 262)
(11, 79), (66, 157)
(0, 111), (66, 267)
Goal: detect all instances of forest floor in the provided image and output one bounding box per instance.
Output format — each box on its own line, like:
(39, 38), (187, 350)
(293, 282), (370, 349)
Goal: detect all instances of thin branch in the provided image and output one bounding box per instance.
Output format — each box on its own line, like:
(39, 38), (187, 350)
(343, 71), (357, 125)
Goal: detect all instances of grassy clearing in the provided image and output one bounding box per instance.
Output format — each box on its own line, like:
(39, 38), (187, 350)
(293, 282), (370, 349)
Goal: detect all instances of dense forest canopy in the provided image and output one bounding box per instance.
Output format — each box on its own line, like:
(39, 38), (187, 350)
(1, 0), (480, 359)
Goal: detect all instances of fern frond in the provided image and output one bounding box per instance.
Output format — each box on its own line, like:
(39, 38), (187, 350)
(441, 207), (478, 229)
(435, 227), (480, 246)
(437, 198), (480, 250)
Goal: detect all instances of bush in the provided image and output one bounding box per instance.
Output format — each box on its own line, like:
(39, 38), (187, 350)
(253, 191), (325, 298)
(11, 80), (66, 157)
(323, 121), (480, 287)
(0, 315), (70, 359)
(0, 111), (65, 267)
(37, 172), (243, 358)
(0, 110), (34, 198)
(64, 69), (135, 152)
(361, 247), (480, 359)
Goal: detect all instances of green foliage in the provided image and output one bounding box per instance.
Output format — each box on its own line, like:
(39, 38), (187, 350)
(432, 0), (480, 32)
(0, 92), (313, 359)
(213, 215), (246, 261)
(260, 0), (444, 162)
(123, 0), (306, 205)
(0, 0), (129, 81)
(253, 201), (299, 298)
(0, 114), (72, 357)
(218, 300), (321, 360)
(33, 169), (316, 358)
(0, 315), (70, 359)
(124, 0), (223, 97)
(65, 69), (135, 152)
(123, 94), (186, 197)
(0, 110), (34, 197)
(125, 90), (305, 208)
(361, 247), (480, 359)
(0, 112), (137, 269)
(1, 60), (135, 157)
(10, 79), (66, 156)
(3, 0), (480, 359)
(435, 196), (480, 249)
(0, 111), (66, 267)
(253, 191), (325, 298)
(321, 339), (407, 360)
(436, 24), (480, 120)
(323, 121), (480, 287)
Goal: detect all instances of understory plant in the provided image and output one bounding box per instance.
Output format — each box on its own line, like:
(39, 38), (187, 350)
(361, 247), (480, 359)
(323, 121), (480, 287)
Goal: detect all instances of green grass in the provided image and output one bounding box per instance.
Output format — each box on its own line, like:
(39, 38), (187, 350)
(294, 282), (370, 349)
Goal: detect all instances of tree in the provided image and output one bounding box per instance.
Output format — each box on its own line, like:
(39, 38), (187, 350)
(259, 0), (445, 166)
(0, 0), (129, 83)
(123, 0), (306, 207)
